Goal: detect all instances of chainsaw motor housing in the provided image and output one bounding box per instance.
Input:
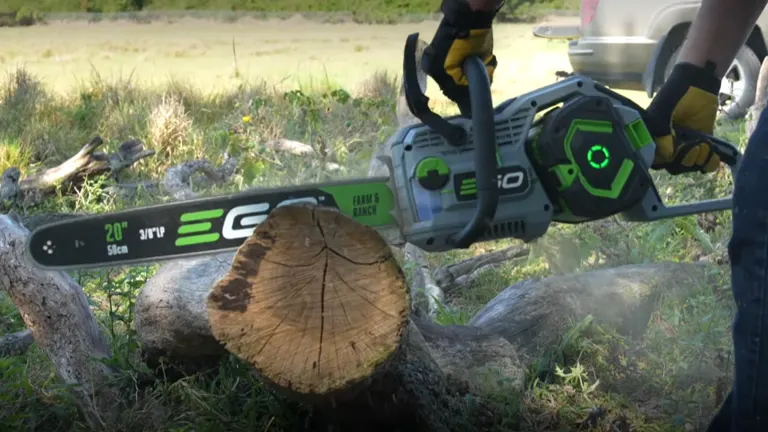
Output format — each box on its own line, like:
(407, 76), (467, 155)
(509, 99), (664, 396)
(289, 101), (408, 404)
(388, 74), (659, 253)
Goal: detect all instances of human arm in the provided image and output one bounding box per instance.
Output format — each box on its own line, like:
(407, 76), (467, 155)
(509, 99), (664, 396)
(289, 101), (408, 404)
(677, 0), (768, 78)
(646, 0), (768, 174)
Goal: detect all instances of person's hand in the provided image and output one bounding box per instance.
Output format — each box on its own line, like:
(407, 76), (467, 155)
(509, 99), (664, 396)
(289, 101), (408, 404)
(422, 0), (501, 117)
(645, 62), (723, 174)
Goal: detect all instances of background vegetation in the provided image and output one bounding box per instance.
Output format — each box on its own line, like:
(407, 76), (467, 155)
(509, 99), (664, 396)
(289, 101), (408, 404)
(0, 3), (746, 431)
(1, 0), (580, 26)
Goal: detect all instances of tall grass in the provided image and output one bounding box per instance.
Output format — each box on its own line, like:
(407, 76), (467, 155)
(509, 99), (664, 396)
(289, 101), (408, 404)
(0, 64), (745, 431)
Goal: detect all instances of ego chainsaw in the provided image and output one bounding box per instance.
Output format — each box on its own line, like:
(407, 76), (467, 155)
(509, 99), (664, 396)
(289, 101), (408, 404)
(26, 33), (742, 271)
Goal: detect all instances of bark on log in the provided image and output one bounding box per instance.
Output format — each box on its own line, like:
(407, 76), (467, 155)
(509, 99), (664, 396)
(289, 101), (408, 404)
(0, 213), (120, 429)
(134, 251), (234, 370)
(469, 262), (708, 362)
(131, 203), (712, 429)
(134, 242), (709, 392)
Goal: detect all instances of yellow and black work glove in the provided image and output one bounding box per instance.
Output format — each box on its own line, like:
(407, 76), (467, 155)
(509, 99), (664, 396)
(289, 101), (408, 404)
(422, 0), (502, 117)
(645, 62), (723, 175)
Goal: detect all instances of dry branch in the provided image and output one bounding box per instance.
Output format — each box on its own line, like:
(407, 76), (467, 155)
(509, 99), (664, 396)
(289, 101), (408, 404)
(263, 138), (315, 155)
(0, 214), (120, 429)
(1, 137), (154, 205)
(0, 328), (34, 357)
(163, 154), (238, 200)
(434, 245), (530, 294)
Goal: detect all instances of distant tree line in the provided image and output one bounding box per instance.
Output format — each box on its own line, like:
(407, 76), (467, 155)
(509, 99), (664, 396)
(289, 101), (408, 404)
(1, 0), (579, 25)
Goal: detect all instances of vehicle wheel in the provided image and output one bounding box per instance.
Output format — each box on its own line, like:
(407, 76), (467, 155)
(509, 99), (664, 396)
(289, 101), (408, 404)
(664, 44), (761, 120)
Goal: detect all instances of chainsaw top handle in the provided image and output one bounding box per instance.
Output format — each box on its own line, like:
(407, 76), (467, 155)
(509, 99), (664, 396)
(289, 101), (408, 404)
(403, 33), (499, 248)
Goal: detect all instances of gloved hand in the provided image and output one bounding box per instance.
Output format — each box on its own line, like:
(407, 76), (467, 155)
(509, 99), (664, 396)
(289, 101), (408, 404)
(422, 0), (501, 117)
(645, 61), (723, 175)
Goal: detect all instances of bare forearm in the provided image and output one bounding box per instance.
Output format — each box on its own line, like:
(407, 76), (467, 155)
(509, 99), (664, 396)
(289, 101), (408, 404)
(678, 0), (768, 78)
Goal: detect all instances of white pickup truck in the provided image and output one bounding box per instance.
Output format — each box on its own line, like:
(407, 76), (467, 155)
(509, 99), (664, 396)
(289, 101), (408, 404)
(534, 0), (768, 120)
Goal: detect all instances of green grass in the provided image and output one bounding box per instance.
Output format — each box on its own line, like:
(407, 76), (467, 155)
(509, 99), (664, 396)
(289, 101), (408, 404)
(0, 17), (747, 432)
(2, 0), (581, 24)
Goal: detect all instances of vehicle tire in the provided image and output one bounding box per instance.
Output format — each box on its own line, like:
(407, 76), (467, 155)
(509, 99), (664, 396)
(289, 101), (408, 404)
(664, 44), (761, 120)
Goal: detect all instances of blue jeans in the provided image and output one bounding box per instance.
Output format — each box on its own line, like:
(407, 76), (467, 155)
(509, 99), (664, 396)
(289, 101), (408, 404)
(707, 106), (768, 431)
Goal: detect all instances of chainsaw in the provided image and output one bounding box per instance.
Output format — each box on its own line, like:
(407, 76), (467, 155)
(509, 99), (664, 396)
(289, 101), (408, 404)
(25, 33), (743, 271)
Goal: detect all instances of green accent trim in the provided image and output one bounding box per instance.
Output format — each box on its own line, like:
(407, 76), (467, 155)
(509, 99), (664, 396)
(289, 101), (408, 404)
(586, 160), (635, 199)
(564, 119), (633, 199)
(180, 209), (224, 222)
(178, 222), (212, 234)
(551, 164), (579, 190)
(175, 233), (221, 247)
(416, 157), (449, 179)
(320, 181), (396, 226)
(459, 178), (477, 195)
(626, 119), (653, 150)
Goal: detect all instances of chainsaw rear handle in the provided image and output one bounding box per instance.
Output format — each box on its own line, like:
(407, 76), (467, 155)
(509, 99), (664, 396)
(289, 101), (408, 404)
(591, 82), (742, 220)
(642, 125), (742, 220)
(403, 33), (499, 248)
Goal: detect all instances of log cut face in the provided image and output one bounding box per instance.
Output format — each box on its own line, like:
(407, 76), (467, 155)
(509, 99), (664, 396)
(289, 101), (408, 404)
(207, 205), (411, 399)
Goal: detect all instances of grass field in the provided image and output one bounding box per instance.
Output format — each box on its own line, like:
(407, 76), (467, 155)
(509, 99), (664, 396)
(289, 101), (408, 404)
(0, 16), (649, 104)
(0, 15), (745, 432)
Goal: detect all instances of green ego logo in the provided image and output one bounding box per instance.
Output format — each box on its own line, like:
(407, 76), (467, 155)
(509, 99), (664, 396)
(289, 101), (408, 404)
(175, 197), (319, 247)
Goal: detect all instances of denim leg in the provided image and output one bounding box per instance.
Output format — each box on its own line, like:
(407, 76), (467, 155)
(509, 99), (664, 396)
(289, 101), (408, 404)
(709, 106), (768, 431)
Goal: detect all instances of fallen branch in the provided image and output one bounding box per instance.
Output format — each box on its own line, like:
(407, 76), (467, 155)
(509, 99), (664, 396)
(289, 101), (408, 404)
(433, 245), (530, 294)
(163, 154), (238, 200)
(404, 243), (444, 318)
(0, 213), (121, 429)
(263, 138), (315, 156)
(22, 137), (151, 194)
(0, 328), (34, 357)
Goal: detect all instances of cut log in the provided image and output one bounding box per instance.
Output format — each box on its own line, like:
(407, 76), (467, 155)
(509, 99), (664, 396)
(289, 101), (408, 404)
(206, 204), (500, 431)
(207, 204), (410, 399)
(0, 213), (120, 429)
